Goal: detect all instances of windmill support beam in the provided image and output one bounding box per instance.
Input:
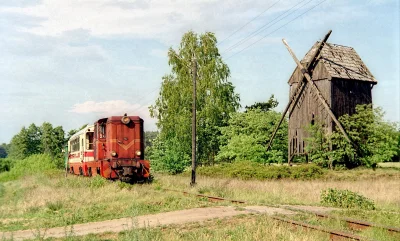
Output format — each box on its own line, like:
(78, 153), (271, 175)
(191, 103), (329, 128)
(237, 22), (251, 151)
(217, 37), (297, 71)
(266, 30), (332, 153)
(282, 39), (352, 145)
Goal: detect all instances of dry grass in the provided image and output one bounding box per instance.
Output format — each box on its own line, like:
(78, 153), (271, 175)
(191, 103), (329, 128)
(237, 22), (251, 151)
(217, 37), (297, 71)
(378, 162), (400, 168)
(0, 173), (217, 232)
(51, 215), (329, 241)
(156, 173), (400, 210)
(0, 169), (399, 235)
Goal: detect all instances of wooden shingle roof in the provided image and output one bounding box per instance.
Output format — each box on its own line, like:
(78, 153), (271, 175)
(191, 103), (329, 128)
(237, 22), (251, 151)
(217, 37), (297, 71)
(304, 42), (377, 83)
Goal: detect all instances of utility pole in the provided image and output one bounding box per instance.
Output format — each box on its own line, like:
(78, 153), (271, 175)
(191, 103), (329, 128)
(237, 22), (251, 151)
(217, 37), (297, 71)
(191, 57), (197, 186)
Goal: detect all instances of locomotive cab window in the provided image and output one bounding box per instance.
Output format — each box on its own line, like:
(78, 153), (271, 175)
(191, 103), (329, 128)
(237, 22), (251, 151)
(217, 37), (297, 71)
(99, 123), (106, 139)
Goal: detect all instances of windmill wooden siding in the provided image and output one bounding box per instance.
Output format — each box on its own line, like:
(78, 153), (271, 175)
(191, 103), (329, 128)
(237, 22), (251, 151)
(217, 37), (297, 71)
(287, 42), (377, 160)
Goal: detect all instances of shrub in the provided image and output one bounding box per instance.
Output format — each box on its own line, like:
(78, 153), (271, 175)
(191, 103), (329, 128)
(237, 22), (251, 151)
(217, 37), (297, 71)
(195, 161), (324, 180)
(0, 154), (57, 182)
(320, 188), (375, 210)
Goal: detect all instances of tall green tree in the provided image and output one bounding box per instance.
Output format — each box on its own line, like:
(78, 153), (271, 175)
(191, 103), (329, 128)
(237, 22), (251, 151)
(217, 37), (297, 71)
(245, 95), (279, 112)
(149, 31), (240, 173)
(8, 124), (42, 159)
(41, 122), (65, 167)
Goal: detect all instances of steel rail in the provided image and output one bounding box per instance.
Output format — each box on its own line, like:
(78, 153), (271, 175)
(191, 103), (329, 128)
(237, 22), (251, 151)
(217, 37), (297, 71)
(164, 188), (246, 203)
(284, 206), (400, 234)
(163, 188), (399, 239)
(271, 216), (377, 241)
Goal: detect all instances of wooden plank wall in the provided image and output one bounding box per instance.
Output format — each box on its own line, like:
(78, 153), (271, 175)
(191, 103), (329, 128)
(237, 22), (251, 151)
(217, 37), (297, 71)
(331, 79), (373, 119)
(288, 61), (332, 158)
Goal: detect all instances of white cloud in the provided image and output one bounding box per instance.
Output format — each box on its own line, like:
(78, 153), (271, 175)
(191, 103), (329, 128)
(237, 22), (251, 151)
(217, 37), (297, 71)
(0, 0), (338, 43)
(69, 100), (157, 130)
(69, 100), (141, 114)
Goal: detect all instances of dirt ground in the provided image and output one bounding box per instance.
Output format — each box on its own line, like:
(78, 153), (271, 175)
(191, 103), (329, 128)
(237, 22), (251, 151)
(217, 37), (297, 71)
(0, 205), (337, 241)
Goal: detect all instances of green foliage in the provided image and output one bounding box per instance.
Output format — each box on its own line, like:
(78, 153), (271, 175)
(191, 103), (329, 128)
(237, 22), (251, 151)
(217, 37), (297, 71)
(305, 123), (333, 168)
(144, 131), (159, 159)
(320, 188), (375, 210)
(306, 104), (399, 168)
(41, 122), (65, 168)
(217, 106), (287, 164)
(196, 161), (324, 180)
(149, 31), (240, 173)
(245, 95), (279, 112)
(46, 200), (64, 212)
(149, 136), (190, 174)
(0, 144), (7, 158)
(0, 157), (13, 172)
(0, 154), (57, 182)
(8, 124), (41, 160)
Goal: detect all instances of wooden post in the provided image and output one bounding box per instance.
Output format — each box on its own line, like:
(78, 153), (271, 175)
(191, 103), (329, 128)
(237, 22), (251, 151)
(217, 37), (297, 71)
(191, 57), (197, 186)
(282, 39), (352, 145)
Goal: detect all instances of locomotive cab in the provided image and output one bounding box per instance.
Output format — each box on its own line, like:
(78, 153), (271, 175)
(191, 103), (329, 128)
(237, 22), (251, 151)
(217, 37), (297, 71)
(94, 115), (150, 183)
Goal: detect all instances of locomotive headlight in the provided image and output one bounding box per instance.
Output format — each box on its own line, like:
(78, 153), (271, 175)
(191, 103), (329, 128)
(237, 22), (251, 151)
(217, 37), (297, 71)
(135, 150), (141, 156)
(121, 116), (131, 124)
(111, 151), (117, 157)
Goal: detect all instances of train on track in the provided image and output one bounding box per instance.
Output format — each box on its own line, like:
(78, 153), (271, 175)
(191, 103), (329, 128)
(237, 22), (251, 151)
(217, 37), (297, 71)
(67, 114), (150, 183)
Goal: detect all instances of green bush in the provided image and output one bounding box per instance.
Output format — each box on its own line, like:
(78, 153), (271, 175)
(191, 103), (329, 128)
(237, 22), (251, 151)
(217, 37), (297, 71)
(320, 188), (375, 210)
(195, 161), (324, 180)
(0, 154), (57, 182)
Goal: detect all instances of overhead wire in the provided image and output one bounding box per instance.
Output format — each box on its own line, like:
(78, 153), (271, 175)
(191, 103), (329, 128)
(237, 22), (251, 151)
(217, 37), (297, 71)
(218, 0), (282, 45)
(127, 0), (329, 115)
(221, 0), (312, 55)
(225, 0), (329, 60)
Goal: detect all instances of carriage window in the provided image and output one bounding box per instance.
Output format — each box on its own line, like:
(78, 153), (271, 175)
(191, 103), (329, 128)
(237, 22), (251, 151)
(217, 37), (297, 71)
(99, 124), (106, 138)
(86, 132), (94, 150)
(71, 138), (79, 152)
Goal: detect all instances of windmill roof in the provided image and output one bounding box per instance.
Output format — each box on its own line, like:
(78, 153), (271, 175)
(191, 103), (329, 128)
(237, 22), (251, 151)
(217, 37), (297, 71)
(302, 42), (377, 83)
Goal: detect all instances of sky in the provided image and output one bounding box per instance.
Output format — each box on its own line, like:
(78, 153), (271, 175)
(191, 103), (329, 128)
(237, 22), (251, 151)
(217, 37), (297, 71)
(0, 0), (399, 143)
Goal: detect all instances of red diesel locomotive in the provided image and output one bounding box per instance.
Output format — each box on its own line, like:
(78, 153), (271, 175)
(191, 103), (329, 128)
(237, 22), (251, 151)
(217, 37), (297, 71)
(67, 114), (150, 183)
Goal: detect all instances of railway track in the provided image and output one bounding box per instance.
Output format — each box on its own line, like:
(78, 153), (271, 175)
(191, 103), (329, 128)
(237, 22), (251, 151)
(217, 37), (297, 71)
(163, 188), (399, 241)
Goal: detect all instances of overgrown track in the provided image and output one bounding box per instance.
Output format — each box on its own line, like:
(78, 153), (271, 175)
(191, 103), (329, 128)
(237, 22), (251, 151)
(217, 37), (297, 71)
(164, 188), (398, 241)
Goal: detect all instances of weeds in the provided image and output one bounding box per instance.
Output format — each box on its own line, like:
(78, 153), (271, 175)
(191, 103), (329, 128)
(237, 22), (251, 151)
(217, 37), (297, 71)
(320, 188), (375, 210)
(0, 154), (56, 182)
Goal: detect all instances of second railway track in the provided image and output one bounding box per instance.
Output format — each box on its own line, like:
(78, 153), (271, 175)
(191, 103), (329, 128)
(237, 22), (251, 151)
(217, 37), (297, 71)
(163, 188), (399, 241)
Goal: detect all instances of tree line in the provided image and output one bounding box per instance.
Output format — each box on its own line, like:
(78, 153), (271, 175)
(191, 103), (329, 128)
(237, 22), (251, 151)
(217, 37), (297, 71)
(0, 123), (85, 172)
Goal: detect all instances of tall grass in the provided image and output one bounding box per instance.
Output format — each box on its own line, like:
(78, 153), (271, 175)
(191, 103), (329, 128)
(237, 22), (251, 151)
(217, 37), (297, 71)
(0, 154), (57, 182)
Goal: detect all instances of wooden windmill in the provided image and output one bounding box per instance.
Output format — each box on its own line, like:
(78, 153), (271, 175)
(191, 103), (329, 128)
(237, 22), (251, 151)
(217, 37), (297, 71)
(266, 31), (377, 163)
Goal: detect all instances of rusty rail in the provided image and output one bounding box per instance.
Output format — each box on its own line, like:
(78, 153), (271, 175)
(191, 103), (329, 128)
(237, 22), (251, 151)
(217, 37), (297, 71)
(284, 207), (400, 235)
(164, 188), (246, 203)
(162, 188), (399, 240)
(313, 211), (400, 234)
(271, 216), (377, 241)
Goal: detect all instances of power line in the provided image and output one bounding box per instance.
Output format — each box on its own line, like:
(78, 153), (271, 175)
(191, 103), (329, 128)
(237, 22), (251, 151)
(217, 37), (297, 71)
(225, 0), (329, 60)
(218, 0), (282, 45)
(221, 0), (312, 55)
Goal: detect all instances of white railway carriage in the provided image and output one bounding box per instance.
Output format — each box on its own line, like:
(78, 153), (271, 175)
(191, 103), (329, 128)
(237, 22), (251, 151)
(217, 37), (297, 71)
(67, 125), (95, 176)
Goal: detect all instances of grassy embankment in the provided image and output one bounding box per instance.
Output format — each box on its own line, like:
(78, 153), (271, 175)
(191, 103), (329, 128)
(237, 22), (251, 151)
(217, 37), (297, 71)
(0, 155), (399, 240)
